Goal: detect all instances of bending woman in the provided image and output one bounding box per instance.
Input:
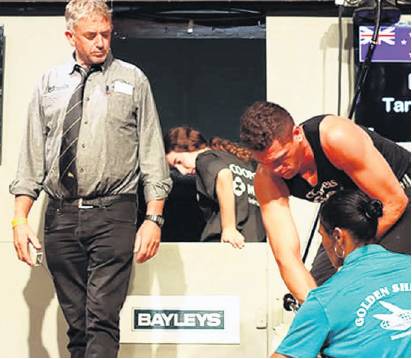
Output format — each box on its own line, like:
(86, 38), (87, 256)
(164, 126), (265, 247)
(274, 189), (410, 358)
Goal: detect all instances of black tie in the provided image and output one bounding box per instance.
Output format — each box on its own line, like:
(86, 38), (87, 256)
(59, 64), (100, 198)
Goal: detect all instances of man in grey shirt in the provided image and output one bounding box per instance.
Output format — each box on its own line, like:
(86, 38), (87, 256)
(9, 0), (171, 357)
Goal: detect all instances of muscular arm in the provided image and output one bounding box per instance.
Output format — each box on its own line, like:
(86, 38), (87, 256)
(321, 116), (408, 238)
(216, 168), (245, 249)
(255, 166), (316, 303)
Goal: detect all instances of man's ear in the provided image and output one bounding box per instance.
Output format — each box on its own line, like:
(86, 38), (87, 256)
(65, 30), (76, 47)
(292, 126), (303, 142)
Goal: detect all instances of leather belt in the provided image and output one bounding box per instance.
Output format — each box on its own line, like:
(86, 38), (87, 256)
(49, 194), (136, 209)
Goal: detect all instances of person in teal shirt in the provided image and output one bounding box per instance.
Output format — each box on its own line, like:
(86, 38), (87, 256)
(274, 189), (411, 358)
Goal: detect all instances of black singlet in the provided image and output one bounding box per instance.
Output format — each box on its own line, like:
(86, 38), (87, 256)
(285, 115), (411, 203)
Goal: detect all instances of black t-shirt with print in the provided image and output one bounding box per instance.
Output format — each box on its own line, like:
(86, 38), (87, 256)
(196, 150), (266, 242)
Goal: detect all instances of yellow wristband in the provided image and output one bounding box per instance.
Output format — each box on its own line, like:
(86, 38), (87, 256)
(11, 217), (28, 228)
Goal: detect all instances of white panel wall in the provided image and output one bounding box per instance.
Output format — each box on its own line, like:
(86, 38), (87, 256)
(267, 16), (354, 119)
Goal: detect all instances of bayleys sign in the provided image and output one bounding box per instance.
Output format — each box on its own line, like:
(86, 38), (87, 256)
(134, 309), (224, 330)
(120, 295), (240, 343)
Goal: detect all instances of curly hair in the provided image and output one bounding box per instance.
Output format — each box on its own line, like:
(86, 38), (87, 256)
(209, 136), (252, 162)
(164, 127), (251, 162)
(240, 101), (295, 151)
(65, 0), (112, 31)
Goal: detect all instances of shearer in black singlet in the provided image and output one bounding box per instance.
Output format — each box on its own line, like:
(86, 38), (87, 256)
(240, 101), (410, 303)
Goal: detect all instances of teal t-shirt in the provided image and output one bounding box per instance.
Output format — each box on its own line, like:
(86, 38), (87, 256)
(276, 245), (411, 358)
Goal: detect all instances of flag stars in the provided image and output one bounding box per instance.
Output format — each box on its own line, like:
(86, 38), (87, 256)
(401, 39), (407, 45)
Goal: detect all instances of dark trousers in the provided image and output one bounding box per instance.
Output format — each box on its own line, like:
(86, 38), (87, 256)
(311, 187), (411, 285)
(44, 198), (137, 357)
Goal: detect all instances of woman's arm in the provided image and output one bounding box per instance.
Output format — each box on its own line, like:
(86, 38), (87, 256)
(216, 168), (245, 249)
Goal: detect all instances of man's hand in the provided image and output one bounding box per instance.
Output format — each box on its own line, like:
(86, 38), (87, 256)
(221, 227), (245, 249)
(134, 220), (161, 263)
(13, 223), (42, 267)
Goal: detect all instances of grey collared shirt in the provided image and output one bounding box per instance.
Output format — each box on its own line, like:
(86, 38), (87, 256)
(10, 53), (172, 202)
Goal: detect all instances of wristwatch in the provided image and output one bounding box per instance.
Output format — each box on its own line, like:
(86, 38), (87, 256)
(145, 214), (165, 228)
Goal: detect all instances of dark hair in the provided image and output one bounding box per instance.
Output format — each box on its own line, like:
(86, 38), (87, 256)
(240, 101), (295, 151)
(164, 127), (208, 153)
(320, 190), (383, 244)
(164, 127), (252, 162)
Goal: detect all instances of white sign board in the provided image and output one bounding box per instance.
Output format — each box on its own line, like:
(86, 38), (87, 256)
(119, 295), (240, 344)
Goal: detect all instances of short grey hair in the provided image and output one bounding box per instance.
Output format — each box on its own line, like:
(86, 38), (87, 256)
(65, 0), (112, 30)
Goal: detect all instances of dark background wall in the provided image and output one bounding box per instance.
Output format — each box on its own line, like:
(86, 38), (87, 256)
(112, 38), (266, 140)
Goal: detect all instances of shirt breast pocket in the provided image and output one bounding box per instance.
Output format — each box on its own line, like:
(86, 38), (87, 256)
(107, 91), (136, 130)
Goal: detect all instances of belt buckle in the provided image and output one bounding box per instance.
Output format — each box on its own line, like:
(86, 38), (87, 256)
(78, 198), (94, 209)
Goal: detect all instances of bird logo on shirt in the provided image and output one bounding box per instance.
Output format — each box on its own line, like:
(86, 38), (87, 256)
(373, 301), (411, 340)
